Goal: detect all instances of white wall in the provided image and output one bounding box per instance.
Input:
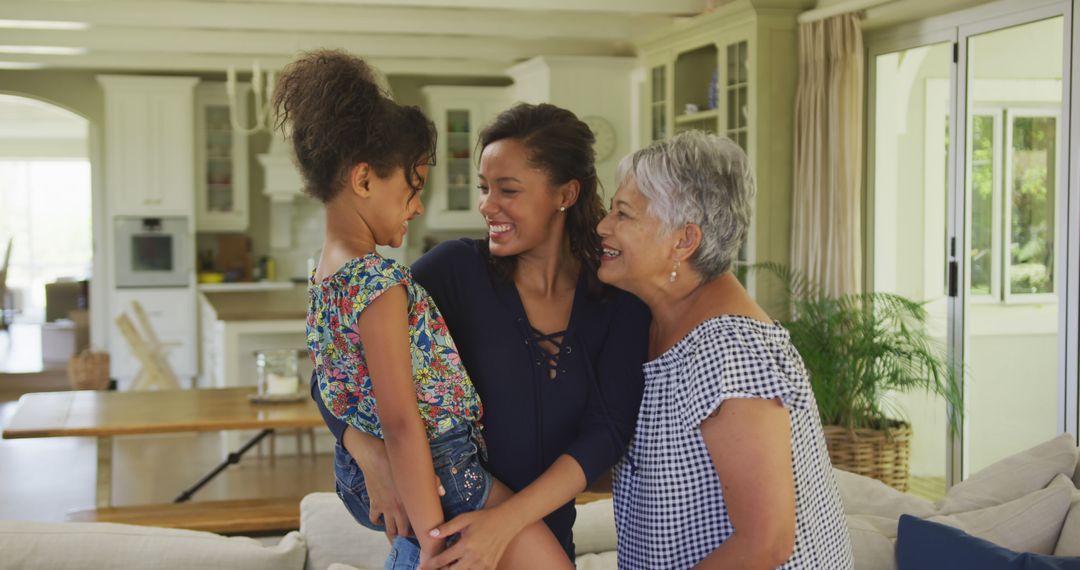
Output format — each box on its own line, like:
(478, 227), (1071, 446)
(506, 56), (636, 200)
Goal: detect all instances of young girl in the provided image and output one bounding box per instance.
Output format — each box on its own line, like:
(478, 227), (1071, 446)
(274, 50), (573, 569)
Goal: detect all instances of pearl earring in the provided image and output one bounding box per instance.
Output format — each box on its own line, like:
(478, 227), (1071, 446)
(669, 260), (680, 283)
(559, 206), (566, 212)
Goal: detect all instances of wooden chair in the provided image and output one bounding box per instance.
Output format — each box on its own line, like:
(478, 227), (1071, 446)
(115, 300), (180, 390)
(262, 427), (318, 466)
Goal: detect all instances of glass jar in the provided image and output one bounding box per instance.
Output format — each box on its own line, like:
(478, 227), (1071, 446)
(256, 349), (299, 396)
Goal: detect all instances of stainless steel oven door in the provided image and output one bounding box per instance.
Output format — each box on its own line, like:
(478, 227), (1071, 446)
(114, 216), (190, 288)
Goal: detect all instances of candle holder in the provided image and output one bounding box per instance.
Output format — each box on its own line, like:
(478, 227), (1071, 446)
(253, 348), (302, 402)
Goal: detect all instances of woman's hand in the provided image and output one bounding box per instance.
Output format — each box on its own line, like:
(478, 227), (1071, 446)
(342, 426), (444, 540)
(421, 506), (522, 570)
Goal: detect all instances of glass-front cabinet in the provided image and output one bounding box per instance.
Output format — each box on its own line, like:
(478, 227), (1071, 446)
(725, 40), (750, 150)
(637, 5), (799, 312)
(421, 86), (506, 231)
(646, 38), (751, 145)
(195, 82), (249, 232)
(673, 44), (719, 135)
(650, 64), (670, 142)
(445, 109), (473, 212)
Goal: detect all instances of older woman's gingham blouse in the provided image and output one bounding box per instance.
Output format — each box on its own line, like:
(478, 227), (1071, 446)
(613, 315), (853, 569)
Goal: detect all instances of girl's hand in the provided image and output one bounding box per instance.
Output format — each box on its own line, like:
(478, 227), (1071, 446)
(361, 451), (411, 539)
(361, 455), (446, 541)
(342, 426), (444, 540)
(421, 507), (521, 570)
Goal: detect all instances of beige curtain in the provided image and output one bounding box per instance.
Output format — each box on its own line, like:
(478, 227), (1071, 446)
(791, 13), (864, 297)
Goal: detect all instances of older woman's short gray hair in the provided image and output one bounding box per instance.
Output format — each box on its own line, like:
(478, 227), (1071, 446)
(615, 130), (755, 281)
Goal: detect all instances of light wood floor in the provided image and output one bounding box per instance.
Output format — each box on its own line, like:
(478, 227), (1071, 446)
(0, 398), (335, 523)
(908, 476), (947, 503)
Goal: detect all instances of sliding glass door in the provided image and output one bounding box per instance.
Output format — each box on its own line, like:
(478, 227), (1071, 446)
(871, 40), (954, 499)
(869, 1), (1074, 494)
(960, 14), (1067, 475)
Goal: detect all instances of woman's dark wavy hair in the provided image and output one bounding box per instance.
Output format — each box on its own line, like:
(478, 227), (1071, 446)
(478, 103), (608, 299)
(272, 49), (436, 202)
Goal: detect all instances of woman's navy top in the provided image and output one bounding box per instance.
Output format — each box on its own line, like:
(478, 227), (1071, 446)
(311, 238), (650, 557)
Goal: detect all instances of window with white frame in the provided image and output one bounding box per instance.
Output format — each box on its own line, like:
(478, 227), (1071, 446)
(968, 107), (1058, 303)
(0, 160), (93, 318)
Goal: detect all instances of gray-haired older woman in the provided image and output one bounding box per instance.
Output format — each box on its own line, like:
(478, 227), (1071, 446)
(596, 131), (853, 569)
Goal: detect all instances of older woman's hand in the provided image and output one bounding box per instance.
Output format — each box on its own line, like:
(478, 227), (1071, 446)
(420, 506), (521, 570)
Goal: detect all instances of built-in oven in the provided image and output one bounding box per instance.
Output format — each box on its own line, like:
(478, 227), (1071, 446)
(114, 216), (191, 288)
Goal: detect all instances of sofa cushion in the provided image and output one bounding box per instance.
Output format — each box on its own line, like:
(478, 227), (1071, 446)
(301, 493), (619, 570)
(300, 493), (390, 570)
(896, 515), (1080, 570)
(938, 434), (1078, 515)
(846, 514), (899, 570)
(0, 520), (305, 570)
(844, 475), (1074, 570)
(1055, 488), (1080, 557)
(834, 468), (935, 519)
(928, 474), (1074, 555)
(575, 551), (618, 569)
(573, 498), (617, 555)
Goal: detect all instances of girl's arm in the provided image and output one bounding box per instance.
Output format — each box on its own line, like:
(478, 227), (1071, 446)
(693, 397), (797, 569)
(358, 285), (445, 560)
(311, 375), (442, 539)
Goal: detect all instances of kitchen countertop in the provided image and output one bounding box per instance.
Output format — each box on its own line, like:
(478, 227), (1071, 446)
(198, 281), (298, 292)
(201, 285), (308, 321)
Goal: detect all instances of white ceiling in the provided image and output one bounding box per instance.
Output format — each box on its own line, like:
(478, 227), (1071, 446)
(0, 0), (708, 77)
(0, 0), (1004, 77)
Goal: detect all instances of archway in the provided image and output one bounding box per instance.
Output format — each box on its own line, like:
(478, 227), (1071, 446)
(0, 94), (92, 372)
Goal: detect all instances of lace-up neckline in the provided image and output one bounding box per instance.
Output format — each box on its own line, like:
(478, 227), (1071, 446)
(530, 326), (568, 379)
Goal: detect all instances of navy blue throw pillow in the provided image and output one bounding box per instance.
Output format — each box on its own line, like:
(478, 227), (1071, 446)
(896, 514), (1080, 570)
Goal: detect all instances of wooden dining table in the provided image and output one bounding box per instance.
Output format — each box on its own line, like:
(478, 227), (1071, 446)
(1, 387), (324, 507)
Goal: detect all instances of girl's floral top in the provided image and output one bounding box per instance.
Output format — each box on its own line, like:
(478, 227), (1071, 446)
(307, 253), (482, 440)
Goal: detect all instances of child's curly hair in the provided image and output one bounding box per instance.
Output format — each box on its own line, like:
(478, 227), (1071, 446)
(272, 49), (436, 202)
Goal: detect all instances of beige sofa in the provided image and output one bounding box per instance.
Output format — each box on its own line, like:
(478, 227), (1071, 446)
(2, 434), (1077, 570)
(0, 493), (618, 570)
(843, 432), (1080, 569)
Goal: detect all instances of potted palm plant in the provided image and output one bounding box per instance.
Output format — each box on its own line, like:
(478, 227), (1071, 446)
(754, 263), (963, 491)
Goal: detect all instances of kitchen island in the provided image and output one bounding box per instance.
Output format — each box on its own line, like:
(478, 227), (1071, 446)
(199, 284), (310, 390)
(199, 284), (328, 455)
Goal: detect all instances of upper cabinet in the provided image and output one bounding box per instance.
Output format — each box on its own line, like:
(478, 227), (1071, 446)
(195, 82), (250, 232)
(641, 18), (754, 146)
(637, 0), (801, 309)
(98, 75), (198, 216)
(421, 86), (507, 230)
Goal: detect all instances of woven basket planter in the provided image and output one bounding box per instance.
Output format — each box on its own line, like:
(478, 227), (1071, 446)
(824, 421), (912, 492)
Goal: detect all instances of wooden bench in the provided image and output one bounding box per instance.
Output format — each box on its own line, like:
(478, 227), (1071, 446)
(66, 497), (304, 535)
(575, 491), (612, 505)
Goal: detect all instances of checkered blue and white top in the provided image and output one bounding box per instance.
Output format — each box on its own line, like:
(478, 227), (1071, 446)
(613, 315), (853, 569)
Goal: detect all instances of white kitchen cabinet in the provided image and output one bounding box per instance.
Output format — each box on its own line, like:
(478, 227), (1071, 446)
(637, 0), (800, 310)
(108, 287), (197, 387)
(421, 86), (508, 230)
(98, 75), (199, 216)
(195, 82), (249, 232)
